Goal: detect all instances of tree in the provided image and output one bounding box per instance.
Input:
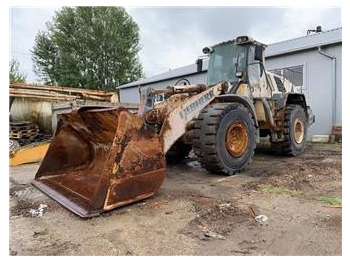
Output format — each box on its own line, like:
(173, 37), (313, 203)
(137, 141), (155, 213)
(9, 59), (26, 83)
(32, 7), (143, 90)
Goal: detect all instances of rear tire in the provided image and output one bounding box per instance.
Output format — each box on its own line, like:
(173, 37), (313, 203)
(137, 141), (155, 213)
(193, 103), (257, 175)
(271, 104), (307, 156)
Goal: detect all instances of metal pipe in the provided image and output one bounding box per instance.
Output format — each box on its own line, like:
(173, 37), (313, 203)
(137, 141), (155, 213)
(317, 46), (337, 125)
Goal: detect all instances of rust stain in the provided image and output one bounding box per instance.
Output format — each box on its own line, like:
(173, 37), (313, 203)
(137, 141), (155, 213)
(32, 83), (226, 218)
(32, 107), (166, 218)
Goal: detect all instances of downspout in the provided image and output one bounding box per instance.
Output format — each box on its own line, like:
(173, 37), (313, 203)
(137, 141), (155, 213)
(317, 46), (337, 126)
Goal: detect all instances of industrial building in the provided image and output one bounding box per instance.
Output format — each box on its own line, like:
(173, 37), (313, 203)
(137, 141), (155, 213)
(117, 27), (342, 138)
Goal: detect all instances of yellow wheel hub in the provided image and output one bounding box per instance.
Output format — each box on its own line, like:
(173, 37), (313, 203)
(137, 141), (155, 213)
(294, 118), (305, 144)
(226, 122), (248, 157)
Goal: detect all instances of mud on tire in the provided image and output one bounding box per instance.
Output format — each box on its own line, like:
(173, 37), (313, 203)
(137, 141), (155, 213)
(193, 103), (257, 175)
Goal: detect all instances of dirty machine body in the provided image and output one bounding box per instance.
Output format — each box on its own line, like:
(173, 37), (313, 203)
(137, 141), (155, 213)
(33, 36), (314, 217)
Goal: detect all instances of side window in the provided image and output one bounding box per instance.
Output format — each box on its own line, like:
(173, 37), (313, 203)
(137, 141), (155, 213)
(248, 62), (268, 97)
(248, 62), (268, 88)
(248, 62), (261, 87)
(233, 51), (247, 73)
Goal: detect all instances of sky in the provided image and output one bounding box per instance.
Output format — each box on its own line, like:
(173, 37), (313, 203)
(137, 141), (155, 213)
(9, 6), (342, 83)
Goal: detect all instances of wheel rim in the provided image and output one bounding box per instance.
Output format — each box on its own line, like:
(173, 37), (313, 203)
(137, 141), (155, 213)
(226, 122), (248, 157)
(294, 118), (305, 144)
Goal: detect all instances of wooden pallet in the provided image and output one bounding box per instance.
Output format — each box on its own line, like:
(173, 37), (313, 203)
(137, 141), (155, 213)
(9, 121), (39, 140)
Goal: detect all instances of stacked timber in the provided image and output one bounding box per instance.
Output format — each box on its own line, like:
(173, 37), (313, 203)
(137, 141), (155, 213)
(9, 83), (119, 103)
(9, 83), (140, 134)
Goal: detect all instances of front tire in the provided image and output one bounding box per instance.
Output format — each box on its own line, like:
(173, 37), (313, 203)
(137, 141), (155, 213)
(193, 103), (257, 175)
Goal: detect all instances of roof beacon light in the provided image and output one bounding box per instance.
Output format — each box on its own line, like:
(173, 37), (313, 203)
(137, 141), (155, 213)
(236, 36), (254, 44)
(202, 46), (213, 54)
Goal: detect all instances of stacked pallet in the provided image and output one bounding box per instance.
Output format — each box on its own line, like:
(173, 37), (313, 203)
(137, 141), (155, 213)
(9, 121), (39, 140)
(10, 121), (52, 146)
(9, 121), (52, 166)
(9, 83), (118, 103)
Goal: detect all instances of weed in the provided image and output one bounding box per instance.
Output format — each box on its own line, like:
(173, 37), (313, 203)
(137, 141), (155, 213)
(316, 197), (342, 207)
(33, 228), (49, 238)
(255, 156), (266, 161)
(258, 184), (300, 196)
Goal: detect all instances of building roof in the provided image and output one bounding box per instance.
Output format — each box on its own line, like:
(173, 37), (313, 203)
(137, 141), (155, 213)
(118, 27), (342, 89)
(265, 27), (342, 57)
(118, 61), (209, 89)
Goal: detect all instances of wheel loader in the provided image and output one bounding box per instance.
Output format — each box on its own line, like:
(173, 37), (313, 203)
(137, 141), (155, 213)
(32, 36), (314, 217)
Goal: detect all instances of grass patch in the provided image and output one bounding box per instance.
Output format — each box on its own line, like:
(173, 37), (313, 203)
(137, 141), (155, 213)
(316, 197), (342, 207)
(33, 228), (49, 238)
(255, 155), (266, 161)
(258, 184), (300, 196)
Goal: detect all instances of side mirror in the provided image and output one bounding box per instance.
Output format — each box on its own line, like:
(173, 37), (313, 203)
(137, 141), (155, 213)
(196, 58), (203, 72)
(254, 45), (264, 61)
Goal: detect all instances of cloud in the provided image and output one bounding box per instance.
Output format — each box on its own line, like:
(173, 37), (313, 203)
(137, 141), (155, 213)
(10, 6), (342, 82)
(10, 7), (57, 82)
(128, 6), (341, 77)
(248, 7), (342, 44)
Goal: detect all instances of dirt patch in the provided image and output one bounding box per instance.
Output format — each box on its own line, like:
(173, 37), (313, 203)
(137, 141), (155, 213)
(242, 143), (341, 199)
(180, 198), (250, 240)
(10, 199), (36, 217)
(319, 215), (342, 232)
(24, 240), (81, 256)
(10, 178), (57, 217)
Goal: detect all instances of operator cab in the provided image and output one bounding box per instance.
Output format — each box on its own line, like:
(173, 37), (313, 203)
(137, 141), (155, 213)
(203, 36), (270, 97)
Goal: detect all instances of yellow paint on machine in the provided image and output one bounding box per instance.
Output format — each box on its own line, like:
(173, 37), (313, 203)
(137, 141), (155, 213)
(9, 141), (50, 167)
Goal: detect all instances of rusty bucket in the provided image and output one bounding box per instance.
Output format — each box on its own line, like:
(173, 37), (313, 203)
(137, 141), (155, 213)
(32, 107), (166, 217)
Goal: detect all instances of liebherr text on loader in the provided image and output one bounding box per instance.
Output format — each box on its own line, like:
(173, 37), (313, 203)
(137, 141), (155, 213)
(32, 35), (314, 217)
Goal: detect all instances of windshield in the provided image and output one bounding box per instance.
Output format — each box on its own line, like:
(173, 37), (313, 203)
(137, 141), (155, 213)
(206, 42), (248, 86)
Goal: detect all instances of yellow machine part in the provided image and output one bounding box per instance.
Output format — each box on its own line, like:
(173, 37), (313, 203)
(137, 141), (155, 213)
(9, 141), (50, 167)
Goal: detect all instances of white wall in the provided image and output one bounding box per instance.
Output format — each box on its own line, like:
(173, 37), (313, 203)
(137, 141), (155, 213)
(265, 44), (342, 136)
(119, 86), (140, 103)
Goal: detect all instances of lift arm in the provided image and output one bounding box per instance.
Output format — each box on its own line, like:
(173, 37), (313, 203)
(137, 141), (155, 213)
(157, 82), (228, 153)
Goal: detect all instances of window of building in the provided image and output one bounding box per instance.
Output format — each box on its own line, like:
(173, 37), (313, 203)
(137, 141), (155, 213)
(270, 65), (304, 93)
